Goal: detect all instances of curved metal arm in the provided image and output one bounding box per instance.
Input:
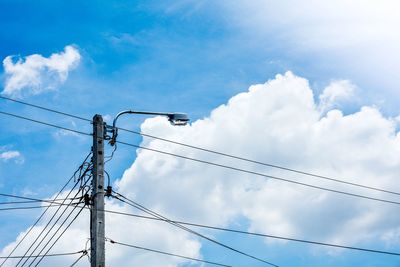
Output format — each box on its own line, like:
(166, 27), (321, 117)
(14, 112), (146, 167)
(109, 110), (189, 146)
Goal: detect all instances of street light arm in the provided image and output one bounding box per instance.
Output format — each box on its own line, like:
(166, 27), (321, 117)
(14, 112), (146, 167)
(109, 110), (189, 146)
(112, 110), (135, 130)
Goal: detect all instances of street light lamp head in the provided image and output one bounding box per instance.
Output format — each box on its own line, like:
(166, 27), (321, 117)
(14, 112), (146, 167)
(167, 113), (189, 126)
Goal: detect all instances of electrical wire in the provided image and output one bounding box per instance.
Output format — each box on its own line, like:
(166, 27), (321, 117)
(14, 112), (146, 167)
(33, 205), (87, 267)
(0, 152), (92, 267)
(0, 111), (91, 136)
(0, 95), (91, 122)
(116, 127), (400, 197)
(1, 96), (399, 197)
(112, 191), (278, 267)
(2, 110), (400, 208)
(104, 142), (117, 165)
(17, 179), (84, 267)
(69, 250), (88, 267)
(0, 250), (87, 259)
(0, 198), (77, 205)
(3, 110), (400, 208)
(1, 101), (398, 263)
(116, 140), (400, 206)
(0, 193), (81, 206)
(30, 198), (85, 266)
(105, 238), (231, 267)
(0, 203), (83, 212)
(32, 175), (91, 267)
(16, 156), (92, 267)
(21, 169), (91, 267)
(5, 190), (399, 258)
(104, 170), (111, 188)
(2, 196), (399, 258)
(101, 209), (400, 257)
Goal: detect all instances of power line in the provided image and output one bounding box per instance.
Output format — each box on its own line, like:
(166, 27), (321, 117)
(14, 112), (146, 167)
(0, 95), (91, 122)
(117, 126), (400, 197)
(69, 250), (88, 267)
(106, 238), (231, 267)
(112, 191), (279, 267)
(0, 198), (77, 205)
(3, 192), (400, 258)
(0, 251), (87, 259)
(21, 168), (91, 267)
(1, 102), (399, 264)
(116, 140), (400, 206)
(32, 167), (92, 267)
(102, 209), (400, 257)
(0, 193), (80, 205)
(30, 200), (86, 266)
(33, 205), (87, 267)
(1, 111), (400, 207)
(0, 152), (92, 267)
(1, 96), (399, 197)
(17, 179), (84, 267)
(0, 111), (91, 136)
(0, 203), (83, 212)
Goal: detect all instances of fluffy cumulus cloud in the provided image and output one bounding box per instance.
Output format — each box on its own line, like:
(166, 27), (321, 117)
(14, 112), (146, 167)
(2, 72), (400, 266)
(2, 45), (80, 97)
(117, 71), (400, 250)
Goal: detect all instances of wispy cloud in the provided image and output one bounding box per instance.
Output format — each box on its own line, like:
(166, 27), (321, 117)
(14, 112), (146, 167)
(0, 150), (24, 164)
(2, 45), (81, 98)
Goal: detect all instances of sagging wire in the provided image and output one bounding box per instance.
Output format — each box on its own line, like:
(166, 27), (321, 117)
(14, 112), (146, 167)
(19, 156), (93, 267)
(110, 190), (279, 267)
(104, 142), (117, 165)
(105, 237), (231, 267)
(21, 188), (89, 266)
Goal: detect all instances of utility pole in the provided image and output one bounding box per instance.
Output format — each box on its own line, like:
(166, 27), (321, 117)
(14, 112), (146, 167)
(89, 110), (188, 267)
(91, 114), (105, 267)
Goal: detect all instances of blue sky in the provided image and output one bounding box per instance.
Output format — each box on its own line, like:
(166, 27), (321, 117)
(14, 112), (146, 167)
(1, 1), (400, 267)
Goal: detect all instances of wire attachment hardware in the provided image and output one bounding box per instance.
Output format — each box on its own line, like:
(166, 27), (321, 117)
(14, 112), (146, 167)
(105, 186), (113, 198)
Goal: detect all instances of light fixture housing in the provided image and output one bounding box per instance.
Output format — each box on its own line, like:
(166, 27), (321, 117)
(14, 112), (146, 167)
(167, 113), (189, 126)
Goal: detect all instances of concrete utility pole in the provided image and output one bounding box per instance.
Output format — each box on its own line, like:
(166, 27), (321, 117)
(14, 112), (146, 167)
(89, 110), (187, 267)
(91, 114), (105, 267)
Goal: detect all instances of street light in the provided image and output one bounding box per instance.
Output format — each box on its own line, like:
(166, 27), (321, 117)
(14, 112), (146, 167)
(109, 110), (189, 146)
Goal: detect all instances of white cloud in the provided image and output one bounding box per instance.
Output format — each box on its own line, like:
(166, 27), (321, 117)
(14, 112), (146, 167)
(116, 71), (400, 250)
(2, 72), (400, 265)
(0, 150), (23, 164)
(0, 197), (201, 267)
(318, 80), (356, 113)
(216, 1), (400, 107)
(0, 151), (20, 161)
(2, 45), (80, 97)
